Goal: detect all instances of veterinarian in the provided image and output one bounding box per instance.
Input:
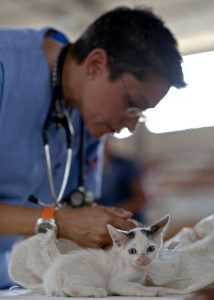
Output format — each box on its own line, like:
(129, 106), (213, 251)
(0, 6), (186, 288)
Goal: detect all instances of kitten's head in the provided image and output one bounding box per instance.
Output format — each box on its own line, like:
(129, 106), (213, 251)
(107, 215), (169, 268)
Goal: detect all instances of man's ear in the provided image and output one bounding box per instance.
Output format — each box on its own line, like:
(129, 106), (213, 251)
(107, 224), (128, 248)
(85, 48), (108, 79)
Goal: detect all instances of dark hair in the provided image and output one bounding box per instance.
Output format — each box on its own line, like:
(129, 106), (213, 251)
(71, 6), (186, 88)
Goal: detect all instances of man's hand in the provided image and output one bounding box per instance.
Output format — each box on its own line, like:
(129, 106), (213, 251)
(56, 205), (136, 248)
(186, 287), (214, 300)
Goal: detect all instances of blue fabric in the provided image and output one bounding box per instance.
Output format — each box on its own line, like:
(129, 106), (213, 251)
(47, 29), (69, 44)
(0, 252), (16, 289)
(98, 156), (144, 222)
(0, 28), (102, 288)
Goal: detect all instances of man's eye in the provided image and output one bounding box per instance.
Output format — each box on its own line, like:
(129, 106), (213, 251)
(147, 245), (155, 253)
(127, 96), (137, 109)
(128, 248), (137, 255)
(126, 96), (142, 111)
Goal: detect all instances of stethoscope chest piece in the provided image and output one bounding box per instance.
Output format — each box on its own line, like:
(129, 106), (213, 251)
(66, 186), (95, 208)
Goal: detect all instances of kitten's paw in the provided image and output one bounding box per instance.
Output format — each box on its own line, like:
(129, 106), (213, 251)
(123, 288), (156, 297)
(155, 287), (179, 296)
(68, 287), (107, 297)
(138, 288), (160, 297)
(156, 288), (166, 296)
(143, 287), (168, 297)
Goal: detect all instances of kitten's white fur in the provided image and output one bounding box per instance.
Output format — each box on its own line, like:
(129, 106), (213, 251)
(8, 230), (80, 288)
(43, 215), (170, 297)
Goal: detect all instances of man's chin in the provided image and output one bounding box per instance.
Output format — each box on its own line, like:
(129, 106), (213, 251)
(88, 125), (116, 138)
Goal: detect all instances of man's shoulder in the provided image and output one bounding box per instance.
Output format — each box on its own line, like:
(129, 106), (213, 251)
(0, 27), (51, 49)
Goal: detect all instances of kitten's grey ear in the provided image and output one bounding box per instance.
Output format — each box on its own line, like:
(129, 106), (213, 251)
(149, 215), (170, 236)
(107, 224), (128, 248)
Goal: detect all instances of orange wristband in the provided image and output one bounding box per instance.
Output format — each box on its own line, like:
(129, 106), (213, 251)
(41, 207), (58, 219)
(35, 206), (59, 235)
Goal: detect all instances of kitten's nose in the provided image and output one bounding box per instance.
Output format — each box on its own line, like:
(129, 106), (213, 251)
(137, 254), (146, 263)
(137, 254), (150, 266)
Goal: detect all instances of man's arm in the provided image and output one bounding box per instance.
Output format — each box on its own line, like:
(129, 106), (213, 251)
(0, 203), (134, 248)
(0, 204), (42, 236)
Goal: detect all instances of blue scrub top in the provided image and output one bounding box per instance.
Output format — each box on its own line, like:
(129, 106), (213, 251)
(0, 28), (103, 287)
(98, 156), (144, 222)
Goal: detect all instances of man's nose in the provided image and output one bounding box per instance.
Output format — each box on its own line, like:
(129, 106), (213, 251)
(124, 116), (139, 132)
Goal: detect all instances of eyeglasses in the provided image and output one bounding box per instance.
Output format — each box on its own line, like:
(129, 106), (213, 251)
(121, 78), (147, 122)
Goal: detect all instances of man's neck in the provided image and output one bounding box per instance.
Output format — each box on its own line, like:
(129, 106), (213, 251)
(43, 36), (65, 72)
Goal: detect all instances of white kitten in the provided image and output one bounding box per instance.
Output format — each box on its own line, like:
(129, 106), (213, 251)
(43, 215), (169, 297)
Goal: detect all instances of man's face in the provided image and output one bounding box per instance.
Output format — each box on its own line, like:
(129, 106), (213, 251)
(81, 72), (170, 138)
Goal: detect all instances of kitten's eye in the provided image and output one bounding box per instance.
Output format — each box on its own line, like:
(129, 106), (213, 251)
(147, 245), (155, 253)
(128, 248), (137, 255)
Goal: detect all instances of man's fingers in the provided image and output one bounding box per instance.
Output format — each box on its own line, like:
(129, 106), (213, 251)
(105, 207), (132, 219)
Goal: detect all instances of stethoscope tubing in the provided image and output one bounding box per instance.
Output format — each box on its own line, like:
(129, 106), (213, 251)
(44, 143), (72, 207)
(36, 44), (89, 208)
(43, 109), (74, 207)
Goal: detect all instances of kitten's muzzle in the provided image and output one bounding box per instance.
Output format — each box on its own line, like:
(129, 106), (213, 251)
(136, 254), (150, 267)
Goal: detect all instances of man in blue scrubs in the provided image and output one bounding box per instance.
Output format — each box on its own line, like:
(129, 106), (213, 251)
(0, 6), (186, 287)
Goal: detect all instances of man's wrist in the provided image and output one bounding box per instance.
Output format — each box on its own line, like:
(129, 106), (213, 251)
(35, 207), (58, 235)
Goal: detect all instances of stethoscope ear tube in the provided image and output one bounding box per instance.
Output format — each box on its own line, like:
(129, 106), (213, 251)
(63, 111), (74, 149)
(44, 143), (58, 204)
(43, 116), (73, 208)
(57, 147), (72, 205)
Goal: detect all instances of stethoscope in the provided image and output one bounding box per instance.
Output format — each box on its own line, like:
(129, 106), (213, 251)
(28, 44), (94, 208)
